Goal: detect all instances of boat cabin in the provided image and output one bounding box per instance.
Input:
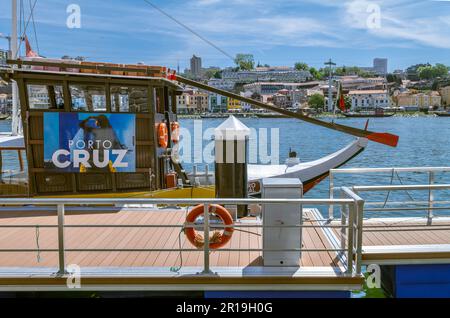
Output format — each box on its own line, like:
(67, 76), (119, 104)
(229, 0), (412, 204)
(0, 59), (184, 196)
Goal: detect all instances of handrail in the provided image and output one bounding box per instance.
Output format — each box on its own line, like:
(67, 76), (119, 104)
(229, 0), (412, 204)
(0, 195), (362, 277)
(0, 197), (354, 206)
(328, 167), (450, 220)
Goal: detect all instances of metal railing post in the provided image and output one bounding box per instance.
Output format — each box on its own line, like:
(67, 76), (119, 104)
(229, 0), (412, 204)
(428, 171), (434, 221)
(340, 190), (347, 257)
(346, 202), (355, 275)
(201, 203), (213, 275)
(57, 204), (66, 275)
(329, 171), (334, 220)
(341, 187), (365, 275)
(355, 198), (364, 275)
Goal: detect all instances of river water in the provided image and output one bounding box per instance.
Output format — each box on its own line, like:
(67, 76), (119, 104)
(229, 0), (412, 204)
(1, 117), (449, 217)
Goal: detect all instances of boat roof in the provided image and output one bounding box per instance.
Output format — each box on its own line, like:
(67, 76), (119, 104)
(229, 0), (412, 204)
(0, 67), (183, 90)
(0, 134), (25, 150)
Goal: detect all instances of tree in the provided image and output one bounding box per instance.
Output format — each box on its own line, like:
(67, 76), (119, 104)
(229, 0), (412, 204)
(234, 53), (255, 71)
(418, 65), (434, 80)
(308, 93), (325, 109)
(344, 95), (352, 110)
(434, 63), (449, 78)
(309, 67), (324, 80)
(294, 62), (309, 71)
(417, 63), (449, 80)
(407, 63), (431, 80)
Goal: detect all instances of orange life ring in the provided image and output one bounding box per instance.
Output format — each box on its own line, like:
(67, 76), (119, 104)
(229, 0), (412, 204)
(171, 121), (180, 143)
(185, 204), (234, 249)
(158, 122), (168, 148)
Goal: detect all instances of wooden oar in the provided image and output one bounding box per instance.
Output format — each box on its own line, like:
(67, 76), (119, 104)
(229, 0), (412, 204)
(174, 75), (399, 147)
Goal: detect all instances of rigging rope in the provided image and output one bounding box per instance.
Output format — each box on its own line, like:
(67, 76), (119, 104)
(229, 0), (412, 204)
(16, 0), (38, 58)
(29, 0), (40, 54)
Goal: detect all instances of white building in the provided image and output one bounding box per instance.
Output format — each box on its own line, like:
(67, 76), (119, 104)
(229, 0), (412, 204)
(207, 78), (235, 91)
(223, 66), (311, 83)
(348, 90), (389, 110)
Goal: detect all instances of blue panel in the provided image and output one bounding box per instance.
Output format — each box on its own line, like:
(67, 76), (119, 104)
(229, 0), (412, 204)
(205, 291), (351, 298)
(395, 264), (450, 298)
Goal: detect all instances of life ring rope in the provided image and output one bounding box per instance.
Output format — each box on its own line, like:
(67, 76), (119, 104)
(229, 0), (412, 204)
(184, 204), (234, 249)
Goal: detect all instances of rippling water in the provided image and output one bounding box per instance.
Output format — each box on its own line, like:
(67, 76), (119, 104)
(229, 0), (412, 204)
(2, 117), (449, 217)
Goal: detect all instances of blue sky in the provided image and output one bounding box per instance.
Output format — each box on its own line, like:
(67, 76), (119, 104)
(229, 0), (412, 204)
(1, 0), (450, 71)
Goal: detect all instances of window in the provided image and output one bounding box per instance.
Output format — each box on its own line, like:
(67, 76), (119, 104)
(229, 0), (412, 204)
(70, 84), (106, 111)
(111, 86), (148, 112)
(27, 84), (65, 110)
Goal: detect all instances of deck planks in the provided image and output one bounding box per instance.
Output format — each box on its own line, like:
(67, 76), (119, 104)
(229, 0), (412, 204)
(0, 207), (339, 269)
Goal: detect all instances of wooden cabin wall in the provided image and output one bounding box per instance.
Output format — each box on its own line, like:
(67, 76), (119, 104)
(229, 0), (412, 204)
(15, 74), (175, 196)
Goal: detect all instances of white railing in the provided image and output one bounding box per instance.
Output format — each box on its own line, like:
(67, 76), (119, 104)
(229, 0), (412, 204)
(329, 167), (450, 220)
(0, 196), (364, 276)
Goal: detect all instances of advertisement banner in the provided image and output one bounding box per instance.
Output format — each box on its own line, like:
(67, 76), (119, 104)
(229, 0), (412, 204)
(44, 113), (136, 172)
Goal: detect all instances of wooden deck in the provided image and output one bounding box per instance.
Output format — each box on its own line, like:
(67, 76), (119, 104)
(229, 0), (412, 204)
(331, 217), (450, 264)
(0, 207), (340, 269)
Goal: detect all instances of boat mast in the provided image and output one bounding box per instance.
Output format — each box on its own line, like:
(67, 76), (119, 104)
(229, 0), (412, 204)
(11, 0), (21, 136)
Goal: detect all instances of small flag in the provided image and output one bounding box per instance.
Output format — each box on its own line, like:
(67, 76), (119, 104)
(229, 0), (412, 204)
(337, 81), (346, 111)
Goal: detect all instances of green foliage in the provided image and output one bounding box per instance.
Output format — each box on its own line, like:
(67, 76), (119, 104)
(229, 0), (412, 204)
(294, 62), (309, 71)
(308, 93), (325, 109)
(344, 95), (352, 110)
(309, 67), (324, 80)
(335, 66), (372, 78)
(407, 63), (450, 80)
(234, 53), (255, 71)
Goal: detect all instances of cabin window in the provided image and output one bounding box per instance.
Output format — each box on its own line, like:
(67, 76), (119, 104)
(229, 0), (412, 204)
(27, 84), (65, 110)
(110, 86), (148, 112)
(69, 84), (107, 112)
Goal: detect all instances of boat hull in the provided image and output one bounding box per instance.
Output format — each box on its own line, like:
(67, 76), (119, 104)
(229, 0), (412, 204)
(247, 138), (368, 195)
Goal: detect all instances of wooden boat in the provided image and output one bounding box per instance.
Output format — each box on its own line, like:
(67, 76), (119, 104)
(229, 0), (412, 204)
(435, 111), (450, 117)
(343, 109), (394, 118)
(248, 137), (367, 195)
(0, 58), (398, 200)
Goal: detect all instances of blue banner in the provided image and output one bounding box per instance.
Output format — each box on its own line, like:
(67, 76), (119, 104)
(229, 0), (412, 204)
(44, 113), (136, 172)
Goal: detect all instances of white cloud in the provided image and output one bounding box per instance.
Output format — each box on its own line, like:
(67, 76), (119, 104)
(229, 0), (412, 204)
(342, 0), (450, 48)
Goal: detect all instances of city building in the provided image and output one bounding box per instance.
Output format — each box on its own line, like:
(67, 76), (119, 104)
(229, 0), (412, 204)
(360, 58), (388, 76)
(271, 93), (290, 108)
(373, 58), (388, 76)
(207, 78), (235, 91)
(0, 93), (11, 114)
(348, 90), (389, 110)
(0, 49), (8, 66)
(190, 55), (202, 78)
(396, 91), (441, 110)
(440, 86), (450, 107)
(208, 93), (228, 113)
(176, 88), (208, 113)
(176, 92), (189, 114)
(191, 90), (208, 112)
(338, 76), (386, 91)
(243, 81), (320, 95)
(227, 98), (242, 111)
(223, 66), (311, 83)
